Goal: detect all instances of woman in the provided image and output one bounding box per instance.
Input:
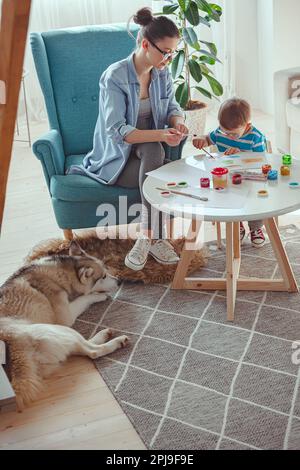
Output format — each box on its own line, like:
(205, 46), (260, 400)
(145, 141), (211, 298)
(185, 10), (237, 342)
(69, 7), (188, 271)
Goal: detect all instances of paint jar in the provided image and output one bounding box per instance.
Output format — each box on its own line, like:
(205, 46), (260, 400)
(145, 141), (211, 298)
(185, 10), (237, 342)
(200, 178), (210, 189)
(262, 164), (272, 175)
(166, 182), (177, 189)
(160, 191), (172, 198)
(267, 170), (278, 181)
(282, 154), (292, 166)
(289, 182), (300, 190)
(258, 190), (269, 198)
(280, 165), (291, 177)
(211, 167), (229, 190)
(232, 173), (243, 185)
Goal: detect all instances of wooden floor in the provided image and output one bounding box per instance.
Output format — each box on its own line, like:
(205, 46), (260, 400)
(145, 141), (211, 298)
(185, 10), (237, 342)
(0, 111), (298, 449)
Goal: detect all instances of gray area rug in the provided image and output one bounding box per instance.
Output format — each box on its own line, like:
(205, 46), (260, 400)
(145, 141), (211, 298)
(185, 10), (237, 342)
(74, 225), (300, 450)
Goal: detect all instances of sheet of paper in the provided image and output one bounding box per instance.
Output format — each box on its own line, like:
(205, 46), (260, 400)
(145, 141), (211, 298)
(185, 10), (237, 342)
(146, 159), (250, 209)
(199, 152), (268, 172)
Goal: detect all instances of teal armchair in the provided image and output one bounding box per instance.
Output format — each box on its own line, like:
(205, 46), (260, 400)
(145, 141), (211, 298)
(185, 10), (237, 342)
(30, 24), (185, 238)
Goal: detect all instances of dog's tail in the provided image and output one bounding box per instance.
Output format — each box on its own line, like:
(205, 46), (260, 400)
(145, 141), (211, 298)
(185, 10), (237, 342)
(0, 317), (44, 410)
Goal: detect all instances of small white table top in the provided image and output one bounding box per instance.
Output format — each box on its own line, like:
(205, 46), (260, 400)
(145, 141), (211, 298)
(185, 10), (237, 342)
(143, 153), (300, 222)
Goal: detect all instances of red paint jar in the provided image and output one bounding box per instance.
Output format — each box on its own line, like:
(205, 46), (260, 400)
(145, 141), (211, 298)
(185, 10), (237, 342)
(211, 167), (229, 190)
(232, 173), (243, 185)
(262, 164), (272, 175)
(200, 178), (210, 188)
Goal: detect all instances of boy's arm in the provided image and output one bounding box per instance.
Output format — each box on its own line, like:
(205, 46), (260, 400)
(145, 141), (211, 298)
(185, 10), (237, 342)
(252, 133), (267, 152)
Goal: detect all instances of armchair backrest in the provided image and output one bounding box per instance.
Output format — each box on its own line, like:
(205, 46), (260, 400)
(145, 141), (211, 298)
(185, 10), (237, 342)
(30, 24), (139, 156)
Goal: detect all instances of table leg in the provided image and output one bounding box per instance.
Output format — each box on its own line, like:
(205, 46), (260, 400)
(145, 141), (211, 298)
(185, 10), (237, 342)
(264, 218), (298, 292)
(172, 218), (202, 289)
(226, 222), (241, 321)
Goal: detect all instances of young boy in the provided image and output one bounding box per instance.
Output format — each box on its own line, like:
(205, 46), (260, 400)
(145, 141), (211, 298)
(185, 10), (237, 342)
(193, 98), (266, 247)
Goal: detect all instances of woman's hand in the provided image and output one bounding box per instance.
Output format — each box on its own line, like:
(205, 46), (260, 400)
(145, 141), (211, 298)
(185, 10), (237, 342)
(224, 147), (241, 155)
(174, 122), (189, 137)
(162, 128), (184, 147)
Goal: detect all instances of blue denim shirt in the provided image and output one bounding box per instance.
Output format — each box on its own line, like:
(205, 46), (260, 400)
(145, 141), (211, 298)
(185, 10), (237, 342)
(68, 52), (184, 185)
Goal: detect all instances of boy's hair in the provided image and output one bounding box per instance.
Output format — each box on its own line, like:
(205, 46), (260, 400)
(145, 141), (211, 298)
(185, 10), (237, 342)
(218, 98), (251, 130)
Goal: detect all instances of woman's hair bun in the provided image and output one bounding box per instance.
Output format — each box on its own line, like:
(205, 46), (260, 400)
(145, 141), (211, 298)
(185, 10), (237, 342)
(133, 7), (153, 27)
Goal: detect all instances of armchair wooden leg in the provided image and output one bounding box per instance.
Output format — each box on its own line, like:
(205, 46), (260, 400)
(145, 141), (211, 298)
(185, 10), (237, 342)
(63, 229), (73, 241)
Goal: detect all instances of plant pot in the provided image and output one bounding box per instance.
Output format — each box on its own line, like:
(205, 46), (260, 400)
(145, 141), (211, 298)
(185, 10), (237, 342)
(184, 102), (208, 141)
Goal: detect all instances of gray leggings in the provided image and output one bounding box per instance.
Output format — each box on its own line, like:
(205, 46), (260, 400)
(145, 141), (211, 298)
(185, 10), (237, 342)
(116, 142), (167, 237)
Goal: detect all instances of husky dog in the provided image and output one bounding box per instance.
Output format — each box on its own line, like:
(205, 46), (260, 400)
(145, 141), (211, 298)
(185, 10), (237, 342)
(0, 241), (128, 409)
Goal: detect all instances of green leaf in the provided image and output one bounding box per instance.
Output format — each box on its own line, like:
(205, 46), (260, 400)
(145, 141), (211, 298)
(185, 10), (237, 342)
(198, 48), (221, 63)
(201, 40), (217, 56)
(192, 41), (201, 51)
(185, 1), (200, 26)
(210, 3), (223, 16)
(175, 82), (189, 109)
(195, 0), (221, 21)
(188, 59), (203, 83)
(171, 50), (185, 80)
(198, 16), (211, 27)
(203, 73), (223, 96)
(178, 0), (187, 11)
(182, 27), (197, 47)
(162, 4), (179, 15)
(200, 63), (214, 75)
(200, 55), (216, 65)
(195, 86), (212, 99)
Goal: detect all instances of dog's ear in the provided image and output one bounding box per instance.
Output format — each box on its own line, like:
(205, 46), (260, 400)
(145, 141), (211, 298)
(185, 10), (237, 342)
(78, 266), (94, 284)
(69, 241), (83, 257)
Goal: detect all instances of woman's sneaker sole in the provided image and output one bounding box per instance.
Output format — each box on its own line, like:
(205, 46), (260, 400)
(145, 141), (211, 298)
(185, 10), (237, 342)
(124, 255), (147, 271)
(148, 251), (179, 265)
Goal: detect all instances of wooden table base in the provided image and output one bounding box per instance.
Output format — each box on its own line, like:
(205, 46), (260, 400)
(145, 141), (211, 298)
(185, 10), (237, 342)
(172, 217), (299, 321)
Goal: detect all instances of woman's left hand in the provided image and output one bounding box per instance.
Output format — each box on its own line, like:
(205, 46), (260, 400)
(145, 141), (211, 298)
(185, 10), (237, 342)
(175, 123), (189, 139)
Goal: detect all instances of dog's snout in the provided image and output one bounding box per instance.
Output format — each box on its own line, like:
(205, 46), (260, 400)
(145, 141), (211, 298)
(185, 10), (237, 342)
(117, 279), (122, 286)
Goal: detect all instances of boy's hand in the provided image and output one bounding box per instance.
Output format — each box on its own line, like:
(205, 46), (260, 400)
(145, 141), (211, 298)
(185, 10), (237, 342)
(192, 137), (208, 150)
(224, 147), (241, 155)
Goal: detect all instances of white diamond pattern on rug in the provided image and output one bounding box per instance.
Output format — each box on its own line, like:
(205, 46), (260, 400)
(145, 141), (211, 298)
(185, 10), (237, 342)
(74, 225), (300, 450)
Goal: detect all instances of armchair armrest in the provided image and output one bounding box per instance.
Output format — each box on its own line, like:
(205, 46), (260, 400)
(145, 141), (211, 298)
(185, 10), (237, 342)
(274, 67), (300, 153)
(32, 129), (66, 190)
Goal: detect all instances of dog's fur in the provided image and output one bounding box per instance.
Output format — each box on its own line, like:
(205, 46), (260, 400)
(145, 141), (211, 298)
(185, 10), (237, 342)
(26, 230), (207, 284)
(1, 231), (206, 409)
(0, 242), (128, 409)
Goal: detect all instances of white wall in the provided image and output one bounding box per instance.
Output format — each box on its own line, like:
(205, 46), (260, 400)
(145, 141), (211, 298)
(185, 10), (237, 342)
(257, 0), (300, 115)
(273, 0), (300, 72)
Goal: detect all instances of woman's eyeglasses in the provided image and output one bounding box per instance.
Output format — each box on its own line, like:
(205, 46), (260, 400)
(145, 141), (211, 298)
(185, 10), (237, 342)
(148, 39), (178, 61)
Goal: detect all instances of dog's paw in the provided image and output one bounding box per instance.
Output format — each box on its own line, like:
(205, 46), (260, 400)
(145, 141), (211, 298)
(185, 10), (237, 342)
(91, 328), (113, 345)
(90, 293), (108, 303)
(116, 335), (129, 349)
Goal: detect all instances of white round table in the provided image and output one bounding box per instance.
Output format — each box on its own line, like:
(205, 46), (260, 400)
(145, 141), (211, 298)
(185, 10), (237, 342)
(143, 153), (300, 321)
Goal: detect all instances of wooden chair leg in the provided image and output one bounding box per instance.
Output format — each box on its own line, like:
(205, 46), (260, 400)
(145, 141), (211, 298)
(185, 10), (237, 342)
(166, 217), (175, 239)
(216, 222), (222, 249)
(63, 229), (73, 241)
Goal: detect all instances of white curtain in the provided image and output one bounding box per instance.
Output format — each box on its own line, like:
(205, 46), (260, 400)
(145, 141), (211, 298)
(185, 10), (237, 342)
(211, 0), (236, 100)
(21, 0), (151, 122)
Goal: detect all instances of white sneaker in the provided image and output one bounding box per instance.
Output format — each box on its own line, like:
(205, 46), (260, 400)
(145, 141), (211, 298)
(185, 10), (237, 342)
(149, 239), (180, 265)
(125, 235), (151, 271)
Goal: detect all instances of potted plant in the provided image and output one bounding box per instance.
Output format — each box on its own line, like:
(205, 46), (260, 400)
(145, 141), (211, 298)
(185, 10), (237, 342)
(155, 0), (223, 137)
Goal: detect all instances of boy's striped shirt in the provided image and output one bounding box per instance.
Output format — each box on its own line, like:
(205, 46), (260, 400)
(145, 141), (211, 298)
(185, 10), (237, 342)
(209, 126), (266, 153)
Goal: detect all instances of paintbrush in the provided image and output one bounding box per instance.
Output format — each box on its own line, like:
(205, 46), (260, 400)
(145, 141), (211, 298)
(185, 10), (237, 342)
(156, 187), (208, 202)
